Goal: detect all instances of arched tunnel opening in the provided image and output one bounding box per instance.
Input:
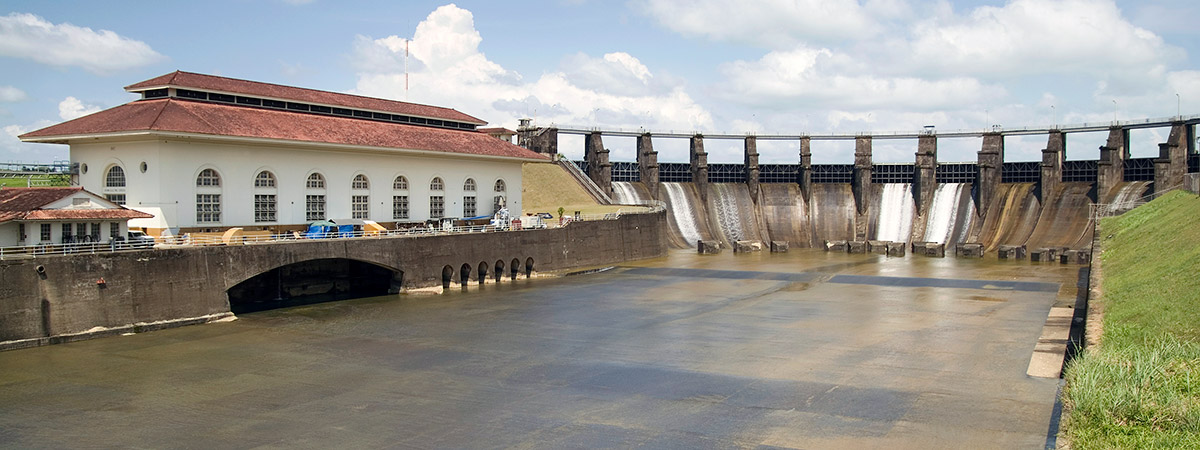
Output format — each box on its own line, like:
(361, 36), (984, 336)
(227, 259), (401, 314)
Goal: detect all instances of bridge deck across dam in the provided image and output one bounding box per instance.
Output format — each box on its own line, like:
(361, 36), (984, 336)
(0, 211), (667, 348)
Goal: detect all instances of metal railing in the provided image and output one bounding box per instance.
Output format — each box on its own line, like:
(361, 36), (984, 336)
(0, 207), (661, 260)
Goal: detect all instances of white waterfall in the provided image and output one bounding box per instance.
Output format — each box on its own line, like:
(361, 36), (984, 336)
(923, 183), (966, 244)
(874, 183), (914, 242)
(712, 184), (744, 242)
(664, 183), (703, 246)
(611, 182), (642, 205)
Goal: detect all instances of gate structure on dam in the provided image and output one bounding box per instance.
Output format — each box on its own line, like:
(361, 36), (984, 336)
(521, 116), (1199, 251)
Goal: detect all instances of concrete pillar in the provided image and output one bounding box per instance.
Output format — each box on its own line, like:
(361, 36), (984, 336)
(799, 137), (812, 202)
(852, 136), (873, 215)
(853, 136), (872, 241)
(637, 133), (659, 199)
(585, 132), (612, 197)
(517, 124), (558, 157)
(1097, 126), (1127, 198)
(690, 134), (708, 203)
(1154, 122), (1188, 196)
(745, 136), (760, 201)
(977, 133), (1004, 215)
(914, 134), (937, 216)
(1038, 130), (1065, 202)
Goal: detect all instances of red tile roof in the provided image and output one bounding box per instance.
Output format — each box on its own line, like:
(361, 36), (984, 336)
(125, 71), (486, 125)
(0, 187), (153, 223)
(20, 98), (549, 161)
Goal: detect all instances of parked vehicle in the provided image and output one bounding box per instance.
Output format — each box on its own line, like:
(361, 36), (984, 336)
(127, 230), (156, 248)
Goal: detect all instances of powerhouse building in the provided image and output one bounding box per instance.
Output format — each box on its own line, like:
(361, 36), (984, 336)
(21, 71), (547, 236)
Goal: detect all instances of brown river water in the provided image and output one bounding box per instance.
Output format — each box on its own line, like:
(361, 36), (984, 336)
(0, 249), (1082, 449)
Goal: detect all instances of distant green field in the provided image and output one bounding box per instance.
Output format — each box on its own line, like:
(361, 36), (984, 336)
(0, 174), (72, 187)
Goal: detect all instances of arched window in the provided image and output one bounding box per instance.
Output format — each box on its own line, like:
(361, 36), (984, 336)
(306, 173), (326, 221)
(350, 175), (370, 219)
(493, 179), (507, 212)
(105, 166), (126, 188)
(195, 168), (221, 223)
(196, 168), (220, 187)
(306, 173), (325, 189)
(254, 171), (277, 222)
(392, 176), (409, 220)
(429, 177), (445, 219)
(254, 171), (276, 188)
(462, 178), (477, 217)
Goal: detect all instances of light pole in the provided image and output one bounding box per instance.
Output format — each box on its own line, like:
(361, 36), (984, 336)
(1112, 99), (1117, 124)
(1051, 105), (1055, 129)
(1177, 93), (1181, 118)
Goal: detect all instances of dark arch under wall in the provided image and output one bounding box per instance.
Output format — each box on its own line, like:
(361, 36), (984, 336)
(226, 258), (399, 314)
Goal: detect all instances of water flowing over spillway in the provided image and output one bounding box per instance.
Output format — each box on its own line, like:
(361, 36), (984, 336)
(1103, 181), (1151, 215)
(664, 182), (703, 246)
(611, 182), (643, 205)
(874, 183), (914, 242)
(923, 183), (971, 244)
(711, 183), (745, 242)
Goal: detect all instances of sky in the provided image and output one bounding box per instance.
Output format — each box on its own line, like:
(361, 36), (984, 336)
(1, 0), (1198, 165)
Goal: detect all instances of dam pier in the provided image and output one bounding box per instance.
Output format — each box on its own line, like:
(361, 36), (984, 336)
(529, 116), (1199, 255)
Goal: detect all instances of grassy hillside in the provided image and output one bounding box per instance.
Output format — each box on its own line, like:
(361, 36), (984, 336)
(1062, 190), (1200, 448)
(521, 162), (633, 217)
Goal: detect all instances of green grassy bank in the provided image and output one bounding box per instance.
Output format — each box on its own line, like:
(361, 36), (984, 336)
(1062, 190), (1200, 448)
(0, 174), (71, 187)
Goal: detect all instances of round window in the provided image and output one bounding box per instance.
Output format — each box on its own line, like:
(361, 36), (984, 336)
(140, 162), (148, 173)
(80, 163), (88, 174)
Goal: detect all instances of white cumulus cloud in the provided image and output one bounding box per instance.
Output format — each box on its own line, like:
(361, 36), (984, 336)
(58, 97), (102, 120)
(350, 4), (713, 132)
(0, 12), (165, 74)
(908, 0), (1179, 79)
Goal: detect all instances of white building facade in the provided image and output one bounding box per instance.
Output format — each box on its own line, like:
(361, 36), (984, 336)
(22, 71), (545, 235)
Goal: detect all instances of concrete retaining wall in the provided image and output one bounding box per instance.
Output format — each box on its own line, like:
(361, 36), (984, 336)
(1, 212), (667, 348)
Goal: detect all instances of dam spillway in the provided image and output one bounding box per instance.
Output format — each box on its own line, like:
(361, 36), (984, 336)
(529, 119), (1199, 252)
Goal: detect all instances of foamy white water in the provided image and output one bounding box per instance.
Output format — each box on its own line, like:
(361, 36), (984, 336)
(712, 184), (744, 242)
(875, 183), (914, 242)
(923, 183), (965, 244)
(664, 183), (703, 246)
(612, 182), (643, 205)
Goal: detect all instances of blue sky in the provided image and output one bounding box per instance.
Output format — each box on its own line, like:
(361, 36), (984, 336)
(2, 0), (1198, 165)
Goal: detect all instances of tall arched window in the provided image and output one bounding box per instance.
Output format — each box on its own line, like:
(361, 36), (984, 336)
(351, 174), (370, 219)
(103, 165), (126, 204)
(393, 176), (409, 220)
(462, 178), (477, 217)
(254, 170), (277, 222)
(195, 169), (221, 223)
(305, 173), (326, 221)
(429, 177), (445, 219)
(493, 179), (507, 212)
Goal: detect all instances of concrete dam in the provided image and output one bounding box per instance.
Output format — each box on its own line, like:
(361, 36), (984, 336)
(528, 119), (1199, 253)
